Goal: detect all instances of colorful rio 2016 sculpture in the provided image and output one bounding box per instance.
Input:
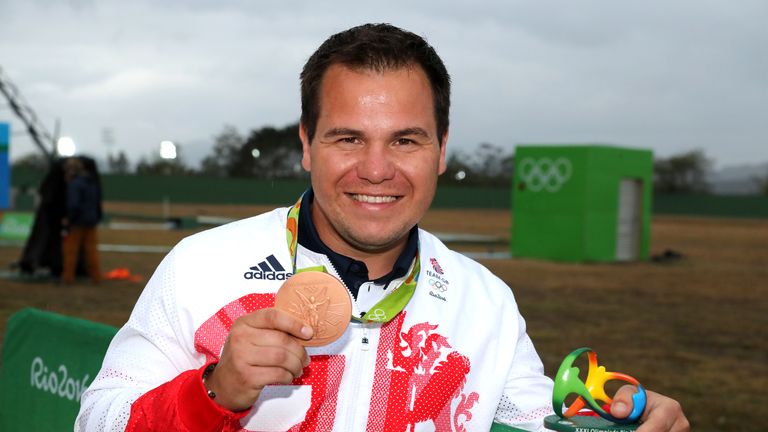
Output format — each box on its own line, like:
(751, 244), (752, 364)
(552, 347), (647, 424)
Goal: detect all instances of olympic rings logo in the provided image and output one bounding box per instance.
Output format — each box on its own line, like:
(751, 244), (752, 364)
(518, 157), (573, 192)
(429, 279), (448, 292)
(368, 309), (387, 321)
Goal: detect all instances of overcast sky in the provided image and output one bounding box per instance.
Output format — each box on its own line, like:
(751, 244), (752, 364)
(1, 0), (766, 170)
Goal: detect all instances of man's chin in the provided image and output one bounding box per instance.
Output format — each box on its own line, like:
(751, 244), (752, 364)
(344, 231), (409, 253)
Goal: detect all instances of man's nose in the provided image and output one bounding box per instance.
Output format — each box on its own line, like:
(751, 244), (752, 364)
(356, 144), (395, 183)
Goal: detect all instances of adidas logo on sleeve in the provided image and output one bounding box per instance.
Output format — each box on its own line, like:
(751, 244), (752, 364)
(243, 254), (293, 280)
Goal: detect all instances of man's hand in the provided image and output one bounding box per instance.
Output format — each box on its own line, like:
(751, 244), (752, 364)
(611, 385), (690, 432)
(204, 308), (314, 411)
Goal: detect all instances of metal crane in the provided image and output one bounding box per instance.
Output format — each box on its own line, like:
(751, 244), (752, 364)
(0, 66), (56, 162)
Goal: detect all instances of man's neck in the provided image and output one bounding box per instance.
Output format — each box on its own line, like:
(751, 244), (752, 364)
(334, 237), (408, 280)
(310, 206), (407, 280)
(296, 190), (420, 300)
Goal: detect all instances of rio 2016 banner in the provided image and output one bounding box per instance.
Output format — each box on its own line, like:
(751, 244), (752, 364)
(0, 122), (9, 209)
(0, 308), (117, 431)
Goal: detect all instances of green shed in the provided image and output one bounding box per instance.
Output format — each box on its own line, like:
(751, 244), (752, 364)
(511, 145), (653, 262)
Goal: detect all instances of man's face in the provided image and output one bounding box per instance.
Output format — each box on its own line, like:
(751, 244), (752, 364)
(300, 64), (447, 256)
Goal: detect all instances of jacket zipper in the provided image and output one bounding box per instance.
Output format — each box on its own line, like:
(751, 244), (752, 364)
(319, 255), (370, 349)
(344, 320), (376, 429)
(319, 255), (358, 311)
(315, 255), (378, 429)
(361, 325), (370, 351)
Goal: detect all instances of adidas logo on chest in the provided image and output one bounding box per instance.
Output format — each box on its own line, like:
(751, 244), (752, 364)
(243, 254), (293, 280)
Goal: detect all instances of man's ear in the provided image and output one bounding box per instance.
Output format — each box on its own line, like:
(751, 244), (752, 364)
(438, 130), (449, 175)
(299, 122), (311, 172)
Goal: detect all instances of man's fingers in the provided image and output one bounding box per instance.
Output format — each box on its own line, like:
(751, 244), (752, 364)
(636, 416), (690, 432)
(610, 384), (639, 418)
(636, 411), (673, 432)
(205, 308), (316, 412)
(256, 330), (312, 368)
(239, 308), (314, 340)
(670, 416), (691, 432)
(629, 388), (689, 432)
(251, 365), (300, 386)
(227, 324), (311, 370)
(246, 345), (307, 378)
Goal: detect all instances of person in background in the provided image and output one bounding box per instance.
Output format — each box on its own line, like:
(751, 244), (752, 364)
(61, 157), (102, 284)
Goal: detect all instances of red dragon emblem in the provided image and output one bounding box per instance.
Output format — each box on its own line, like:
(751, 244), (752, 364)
(367, 313), (480, 431)
(195, 297), (479, 431)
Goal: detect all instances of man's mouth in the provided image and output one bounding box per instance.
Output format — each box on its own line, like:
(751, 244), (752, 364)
(351, 194), (398, 204)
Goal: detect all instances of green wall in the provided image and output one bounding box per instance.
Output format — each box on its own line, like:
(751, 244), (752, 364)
(103, 175), (310, 204)
(99, 175), (512, 209)
(9, 169), (512, 209)
(8, 168), (768, 217)
(653, 194), (768, 218)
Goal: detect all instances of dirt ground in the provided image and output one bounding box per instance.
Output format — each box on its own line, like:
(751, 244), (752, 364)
(1, 201), (766, 431)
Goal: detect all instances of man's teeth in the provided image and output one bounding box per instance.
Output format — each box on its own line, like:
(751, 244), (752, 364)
(352, 194), (397, 203)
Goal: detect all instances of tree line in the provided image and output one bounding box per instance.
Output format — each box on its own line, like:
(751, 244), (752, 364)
(11, 122), (768, 194)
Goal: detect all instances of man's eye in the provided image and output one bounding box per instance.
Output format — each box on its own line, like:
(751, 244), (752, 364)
(339, 137), (359, 144)
(396, 138), (415, 145)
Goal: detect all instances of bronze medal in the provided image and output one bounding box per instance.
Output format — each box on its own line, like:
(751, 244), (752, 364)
(275, 271), (352, 346)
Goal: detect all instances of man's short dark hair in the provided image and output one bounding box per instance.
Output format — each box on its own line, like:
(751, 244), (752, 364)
(300, 23), (451, 144)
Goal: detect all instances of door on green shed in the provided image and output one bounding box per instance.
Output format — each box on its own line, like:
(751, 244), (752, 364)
(615, 178), (643, 261)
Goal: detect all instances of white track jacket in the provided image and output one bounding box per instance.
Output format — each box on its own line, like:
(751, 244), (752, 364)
(76, 207), (553, 432)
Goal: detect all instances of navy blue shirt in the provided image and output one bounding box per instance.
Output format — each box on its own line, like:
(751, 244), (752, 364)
(67, 174), (101, 227)
(297, 189), (418, 300)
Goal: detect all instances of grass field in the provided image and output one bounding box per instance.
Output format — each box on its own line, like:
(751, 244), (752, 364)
(1, 201), (766, 431)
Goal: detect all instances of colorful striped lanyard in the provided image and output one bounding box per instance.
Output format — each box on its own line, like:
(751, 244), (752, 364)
(285, 195), (420, 323)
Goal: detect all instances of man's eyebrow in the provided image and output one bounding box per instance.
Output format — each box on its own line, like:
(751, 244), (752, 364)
(321, 127), (432, 140)
(392, 128), (432, 139)
(322, 128), (364, 139)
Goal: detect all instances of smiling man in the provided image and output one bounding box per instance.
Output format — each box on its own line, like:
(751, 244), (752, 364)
(302, 64), (446, 277)
(77, 24), (688, 432)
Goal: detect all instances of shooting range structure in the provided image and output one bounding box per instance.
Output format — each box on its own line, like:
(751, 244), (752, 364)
(511, 145), (653, 262)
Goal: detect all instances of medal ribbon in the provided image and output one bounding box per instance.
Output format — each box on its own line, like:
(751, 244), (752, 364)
(285, 195), (420, 323)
